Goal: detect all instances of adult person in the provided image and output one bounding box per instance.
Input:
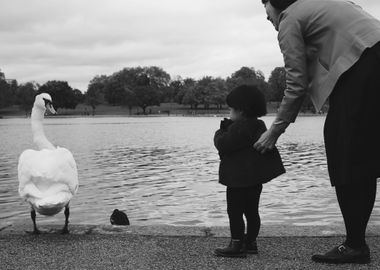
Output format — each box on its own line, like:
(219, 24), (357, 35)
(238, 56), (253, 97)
(254, 0), (380, 264)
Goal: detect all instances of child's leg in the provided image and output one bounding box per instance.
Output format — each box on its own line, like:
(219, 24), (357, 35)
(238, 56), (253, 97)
(227, 187), (246, 241)
(244, 184), (263, 241)
(214, 187), (247, 257)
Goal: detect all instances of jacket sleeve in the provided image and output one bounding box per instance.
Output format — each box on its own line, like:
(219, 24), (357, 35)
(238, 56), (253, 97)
(214, 122), (254, 155)
(276, 12), (308, 123)
(251, 120), (267, 143)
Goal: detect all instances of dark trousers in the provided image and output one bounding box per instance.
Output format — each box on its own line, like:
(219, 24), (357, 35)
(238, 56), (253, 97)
(335, 179), (377, 248)
(226, 185), (263, 241)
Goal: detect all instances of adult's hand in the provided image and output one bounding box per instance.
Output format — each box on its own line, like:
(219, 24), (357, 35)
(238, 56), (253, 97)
(254, 127), (282, 154)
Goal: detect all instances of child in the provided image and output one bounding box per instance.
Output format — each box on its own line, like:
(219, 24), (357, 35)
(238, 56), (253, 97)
(214, 84), (285, 258)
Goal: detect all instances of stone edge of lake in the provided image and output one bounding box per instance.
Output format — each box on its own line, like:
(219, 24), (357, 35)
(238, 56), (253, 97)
(1, 222), (380, 237)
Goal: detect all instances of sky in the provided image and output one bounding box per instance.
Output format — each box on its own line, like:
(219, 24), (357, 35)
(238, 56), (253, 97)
(1, 0), (380, 92)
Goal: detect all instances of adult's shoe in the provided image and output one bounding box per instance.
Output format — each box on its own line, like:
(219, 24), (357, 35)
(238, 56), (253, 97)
(311, 243), (370, 264)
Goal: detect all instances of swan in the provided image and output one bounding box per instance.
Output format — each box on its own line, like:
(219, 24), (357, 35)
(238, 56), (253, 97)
(18, 93), (78, 234)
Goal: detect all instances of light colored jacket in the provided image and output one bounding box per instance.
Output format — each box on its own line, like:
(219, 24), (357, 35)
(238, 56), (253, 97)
(276, 0), (380, 123)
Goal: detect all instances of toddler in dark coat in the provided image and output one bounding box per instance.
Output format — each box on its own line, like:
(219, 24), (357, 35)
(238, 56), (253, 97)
(214, 84), (285, 258)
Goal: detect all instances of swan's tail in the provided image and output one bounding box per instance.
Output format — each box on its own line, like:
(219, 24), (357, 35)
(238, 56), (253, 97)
(34, 193), (71, 216)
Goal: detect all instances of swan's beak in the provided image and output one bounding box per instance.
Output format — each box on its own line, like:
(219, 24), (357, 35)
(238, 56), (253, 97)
(46, 103), (57, 114)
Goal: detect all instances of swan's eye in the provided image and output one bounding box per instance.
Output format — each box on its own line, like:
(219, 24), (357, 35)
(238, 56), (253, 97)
(43, 98), (52, 106)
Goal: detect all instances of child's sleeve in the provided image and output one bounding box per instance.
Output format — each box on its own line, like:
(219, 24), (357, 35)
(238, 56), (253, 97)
(214, 122), (253, 155)
(252, 120), (267, 143)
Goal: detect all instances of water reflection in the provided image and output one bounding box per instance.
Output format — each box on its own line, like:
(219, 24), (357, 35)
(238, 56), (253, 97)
(0, 116), (379, 227)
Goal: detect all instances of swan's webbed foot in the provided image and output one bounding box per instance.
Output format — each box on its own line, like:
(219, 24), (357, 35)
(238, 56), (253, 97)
(61, 205), (70, 234)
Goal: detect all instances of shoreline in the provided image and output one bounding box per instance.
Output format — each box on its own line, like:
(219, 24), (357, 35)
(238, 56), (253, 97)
(2, 222), (379, 237)
(0, 113), (327, 120)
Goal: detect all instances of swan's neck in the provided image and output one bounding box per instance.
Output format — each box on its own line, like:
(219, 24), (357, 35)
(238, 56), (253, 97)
(31, 107), (55, 150)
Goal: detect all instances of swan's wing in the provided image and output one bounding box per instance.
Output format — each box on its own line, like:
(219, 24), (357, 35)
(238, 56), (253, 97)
(18, 149), (38, 198)
(18, 148), (79, 199)
(55, 147), (79, 195)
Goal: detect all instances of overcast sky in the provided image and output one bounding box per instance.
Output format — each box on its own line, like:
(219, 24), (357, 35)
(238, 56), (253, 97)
(1, 0), (380, 92)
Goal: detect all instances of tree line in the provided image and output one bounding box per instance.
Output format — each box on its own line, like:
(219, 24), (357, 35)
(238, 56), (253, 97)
(0, 66), (318, 116)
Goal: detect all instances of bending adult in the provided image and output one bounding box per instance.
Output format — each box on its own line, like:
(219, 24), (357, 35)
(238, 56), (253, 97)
(255, 0), (380, 264)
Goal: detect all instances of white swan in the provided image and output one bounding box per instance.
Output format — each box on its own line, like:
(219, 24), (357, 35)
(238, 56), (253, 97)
(18, 93), (78, 234)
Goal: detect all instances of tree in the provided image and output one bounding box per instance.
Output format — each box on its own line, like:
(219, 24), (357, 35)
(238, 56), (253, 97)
(103, 73), (138, 114)
(134, 85), (160, 114)
(161, 85), (176, 103)
(167, 79), (183, 103)
(144, 66), (171, 90)
(0, 69), (4, 80)
(227, 66), (259, 89)
(175, 78), (195, 104)
(0, 78), (17, 109)
(268, 67), (286, 102)
(104, 75), (126, 106)
(0, 80), (11, 108)
(182, 87), (201, 109)
(73, 89), (85, 104)
(16, 82), (38, 116)
(102, 66), (170, 114)
(144, 66), (170, 103)
(190, 77), (209, 109)
(85, 75), (107, 115)
(122, 87), (137, 114)
(38, 81), (79, 110)
(182, 78), (205, 110)
(204, 78), (228, 110)
(124, 66), (170, 112)
(104, 67), (144, 107)
(227, 67), (270, 99)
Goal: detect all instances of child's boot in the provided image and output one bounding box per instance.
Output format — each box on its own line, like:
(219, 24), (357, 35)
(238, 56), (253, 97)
(214, 239), (247, 258)
(245, 235), (258, 254)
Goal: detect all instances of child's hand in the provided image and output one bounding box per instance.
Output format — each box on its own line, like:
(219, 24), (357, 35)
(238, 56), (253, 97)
(220, 118), (233, 131)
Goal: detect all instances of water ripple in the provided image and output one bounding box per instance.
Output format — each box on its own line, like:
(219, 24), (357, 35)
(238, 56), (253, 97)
(1, 116), (380, 227)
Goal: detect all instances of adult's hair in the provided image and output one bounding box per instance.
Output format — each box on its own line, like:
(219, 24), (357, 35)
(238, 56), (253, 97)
(226, 84), (267, 118)
(261, 0), (298, 11)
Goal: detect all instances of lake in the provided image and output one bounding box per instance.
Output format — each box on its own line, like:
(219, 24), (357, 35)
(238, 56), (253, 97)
(1, 116), (379, 227)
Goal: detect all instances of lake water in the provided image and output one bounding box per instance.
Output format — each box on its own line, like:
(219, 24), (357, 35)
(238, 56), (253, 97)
(1, 116), (379, 227)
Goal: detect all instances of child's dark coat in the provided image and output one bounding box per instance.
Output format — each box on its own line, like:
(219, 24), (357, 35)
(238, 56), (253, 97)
(214, 118), (285, 187)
